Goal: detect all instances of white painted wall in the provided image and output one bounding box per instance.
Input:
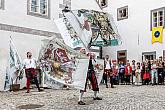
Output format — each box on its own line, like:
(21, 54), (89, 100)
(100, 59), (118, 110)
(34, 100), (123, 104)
(0, 31), (46, 90)
(0, 0), (63, 90)
(103, 0), (165, 62)
(0, 0), (60, 32)
(71, 0), (101, 11)
(0, 0), (102, 91)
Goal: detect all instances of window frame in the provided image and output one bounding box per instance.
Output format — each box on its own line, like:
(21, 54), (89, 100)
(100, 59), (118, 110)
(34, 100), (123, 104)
(63, 0), (71, 9)
(0, 0), (4, 10)
(117, 6), (128, 21)
(100, 0), (108, 8)
(27, 0), (50, 19)
(96, 0), (108, 8)
(151, 7), (165, 30)
(59, 0), (71, 18)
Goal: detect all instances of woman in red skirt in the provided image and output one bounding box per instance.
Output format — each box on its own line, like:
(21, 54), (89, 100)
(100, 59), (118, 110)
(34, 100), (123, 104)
(143, 65), (150, 85)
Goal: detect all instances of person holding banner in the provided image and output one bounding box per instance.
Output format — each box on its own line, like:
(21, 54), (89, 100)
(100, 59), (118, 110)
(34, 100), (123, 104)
(78, 48), (102, 105)
(23, 52), (42, 93)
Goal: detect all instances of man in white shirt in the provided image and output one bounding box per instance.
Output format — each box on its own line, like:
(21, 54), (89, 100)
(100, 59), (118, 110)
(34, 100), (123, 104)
(104, 55), (114, 88)
(23, 52), (41, 93)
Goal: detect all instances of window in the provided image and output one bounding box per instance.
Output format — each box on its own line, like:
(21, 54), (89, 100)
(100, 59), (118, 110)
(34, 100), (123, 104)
(0, 0), (4, 10)
(151, 7), (165, 29)
(96, 0), (108, 8)
(27, 0), (50, 19)
(40, 0), (47, 14)
(117, 50), (127, 65)
(59, 0), (71, 18)
(117, 6), (128, 21)
(142, 51), (156, 61)
(0, 0), (1, 8)
(63, 0), (71, 9)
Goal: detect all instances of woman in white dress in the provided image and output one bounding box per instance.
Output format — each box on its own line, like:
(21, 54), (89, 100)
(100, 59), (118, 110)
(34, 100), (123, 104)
(135, 62), (141, 85)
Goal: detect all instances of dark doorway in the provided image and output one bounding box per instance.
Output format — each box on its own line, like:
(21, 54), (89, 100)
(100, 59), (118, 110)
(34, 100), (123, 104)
(117, 50), (127, 65)
(142, 51), (156, 61)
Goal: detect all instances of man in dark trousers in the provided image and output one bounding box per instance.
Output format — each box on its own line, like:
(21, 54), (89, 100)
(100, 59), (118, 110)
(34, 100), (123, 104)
(23, 52), (42, 93)
(131, 60), (136, 85)
(104, 55), (114, 88)
(78, 48), (102, 105)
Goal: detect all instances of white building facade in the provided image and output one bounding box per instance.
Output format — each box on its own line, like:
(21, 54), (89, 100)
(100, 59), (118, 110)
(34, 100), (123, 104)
(3, 0), (164, 90)
(0, 0), (100, 90)
(102, 0), (165, 63)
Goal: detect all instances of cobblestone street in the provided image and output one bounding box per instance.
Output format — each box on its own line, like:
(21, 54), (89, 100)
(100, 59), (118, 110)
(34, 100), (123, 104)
(1, 85), (165, 110)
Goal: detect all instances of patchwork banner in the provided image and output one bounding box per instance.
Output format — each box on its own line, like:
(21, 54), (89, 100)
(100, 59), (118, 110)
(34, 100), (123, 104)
(39, 38), (89, 90)
(4, 37), (26, 91)
(39, 38), (104, 90)
(61, 9), (121, 47)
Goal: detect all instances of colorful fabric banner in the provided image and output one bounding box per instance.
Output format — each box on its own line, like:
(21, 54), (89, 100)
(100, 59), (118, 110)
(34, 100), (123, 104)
(152, 26), (163, 43)
(92, 59), (104, 84)
(61, 11), (92, 49)
(39, 38), (89, 90)
(4, 37), (26, 91)
(39, 38), (104, 90)
(55, 18), (84, 49)
(61, 9), (121, 47)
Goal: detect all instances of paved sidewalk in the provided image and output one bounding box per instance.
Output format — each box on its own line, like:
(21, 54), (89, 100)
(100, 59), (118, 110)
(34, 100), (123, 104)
(0, 85), (165, 110)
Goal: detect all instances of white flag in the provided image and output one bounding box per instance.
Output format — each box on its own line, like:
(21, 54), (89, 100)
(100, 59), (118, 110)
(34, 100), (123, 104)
(4, 37), (26, 91)
(63, 11), (92, 49)
(62, 9), (121, 47)
(55, 18), (84, 49)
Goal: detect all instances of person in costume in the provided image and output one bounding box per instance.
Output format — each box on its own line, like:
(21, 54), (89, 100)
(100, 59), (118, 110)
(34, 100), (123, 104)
(23, 52), (42, 93)
(143, 63), (150, 85)
(78, 48), (102, 105)
(104, 55), (114, 88)
(125, 62), (132, 85)
(141, 62), (145, 85)
(118, 62), (125, 84)
(131, 60), (136, 85)
(112, 62), (119, 85)
(151, 60), (158, 86)
(135, 62), (141, 85)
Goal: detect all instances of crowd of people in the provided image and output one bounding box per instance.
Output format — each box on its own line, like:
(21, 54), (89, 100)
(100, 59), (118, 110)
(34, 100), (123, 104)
(22, 51), (165, 105)
(22, 48), (103, 105)
(103, 55), (165, 87)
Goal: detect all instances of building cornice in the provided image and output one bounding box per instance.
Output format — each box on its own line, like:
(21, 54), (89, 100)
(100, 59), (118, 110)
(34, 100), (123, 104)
(0, 23), (61, 38)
